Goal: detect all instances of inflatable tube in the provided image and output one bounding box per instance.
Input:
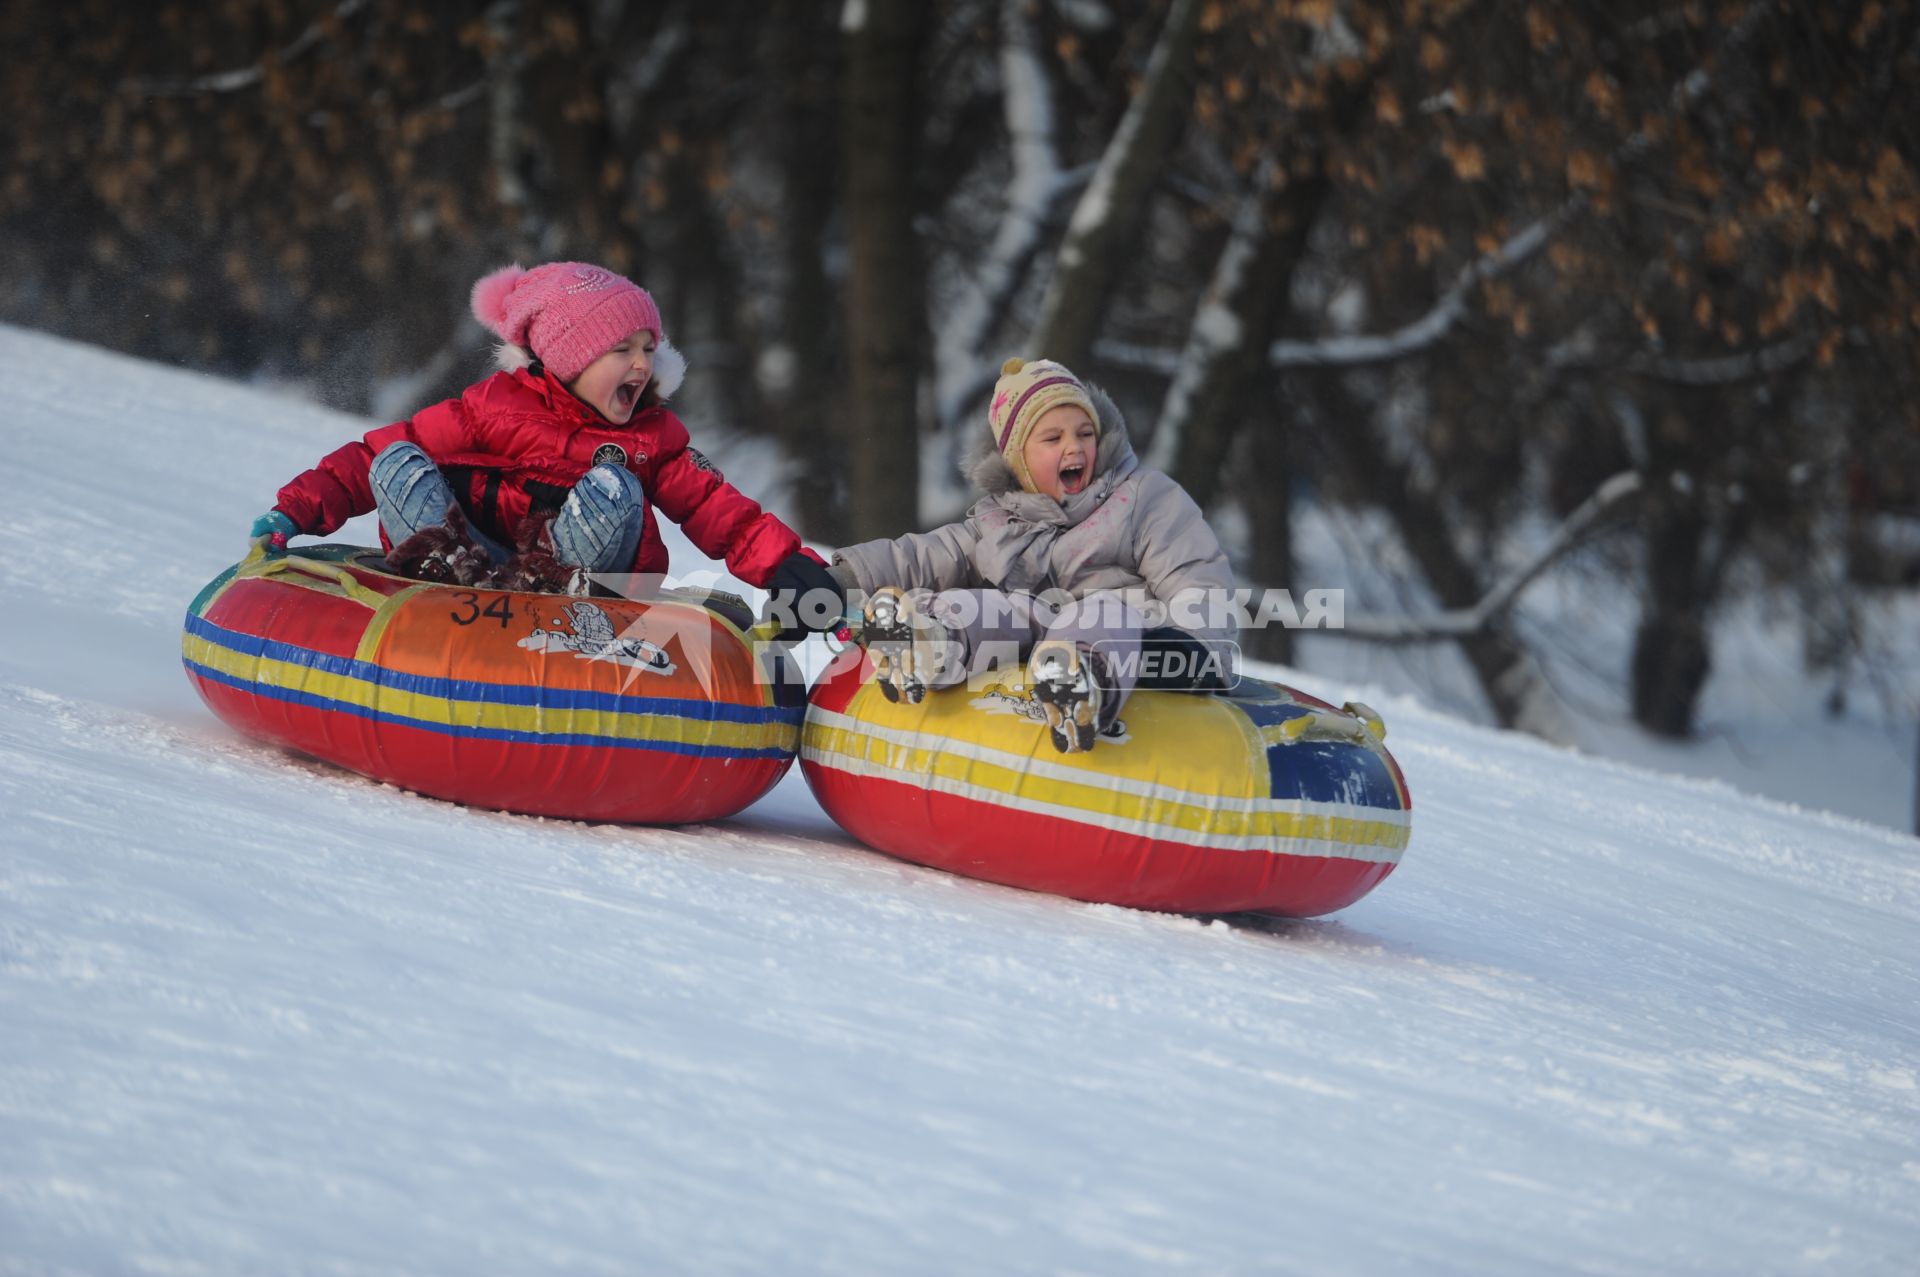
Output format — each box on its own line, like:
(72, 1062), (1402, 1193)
(800, 650), (1411, 917)
(183, 545), (802, 823)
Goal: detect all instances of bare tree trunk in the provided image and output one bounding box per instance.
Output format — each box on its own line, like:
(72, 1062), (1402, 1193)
(1627, 389), (1751, 739)
(1027, 0), (1202, 371)
(657, 142), (760, 430)
(1630, 477), (1712, 738)
(1314, 371), (1573, 742)
(1244, 381), (1294, 666)
(770, 0), (847, 541)
(842, 0), (928, 539)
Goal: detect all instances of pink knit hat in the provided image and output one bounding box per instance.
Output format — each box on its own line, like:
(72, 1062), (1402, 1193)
(988, 357), (1099, 493)
(470, 262), (664, 383)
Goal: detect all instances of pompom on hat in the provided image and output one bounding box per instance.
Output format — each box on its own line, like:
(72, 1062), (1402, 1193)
(987, 357), (1099, 493)
(470, 262), (663, 383)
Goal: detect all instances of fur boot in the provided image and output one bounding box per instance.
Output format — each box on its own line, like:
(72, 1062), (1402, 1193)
(387, 505), (492, 586)
(485, 511), (586, 595)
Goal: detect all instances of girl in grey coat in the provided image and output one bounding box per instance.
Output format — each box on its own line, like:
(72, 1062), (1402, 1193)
(828, 358), (1238, 753)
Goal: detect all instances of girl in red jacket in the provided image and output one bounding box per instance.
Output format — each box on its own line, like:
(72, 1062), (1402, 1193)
(249, 261), (840, 618)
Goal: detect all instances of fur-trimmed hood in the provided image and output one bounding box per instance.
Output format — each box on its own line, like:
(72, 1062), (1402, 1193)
(961, 380), (1136, 497)
(492, 337), (688, 407)
(831, 375), (1236, 645)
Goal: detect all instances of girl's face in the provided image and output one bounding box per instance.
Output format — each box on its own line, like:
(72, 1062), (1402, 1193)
(568, 328), (657, 424)
(1021, 405), (1099, 501)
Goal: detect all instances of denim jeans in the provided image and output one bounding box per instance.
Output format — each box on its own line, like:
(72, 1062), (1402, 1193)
(369, 442), (645, 572)
(550, 462), (646, 572)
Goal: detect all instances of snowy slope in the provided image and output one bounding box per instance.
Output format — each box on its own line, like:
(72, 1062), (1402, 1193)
(2, 324), (1918, 1275)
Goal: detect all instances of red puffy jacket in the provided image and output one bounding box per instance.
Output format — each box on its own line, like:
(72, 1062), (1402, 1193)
(274, 366), (809, 587)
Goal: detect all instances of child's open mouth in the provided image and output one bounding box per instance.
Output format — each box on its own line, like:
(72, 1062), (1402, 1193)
(1059, 462), (1087, 493)
(614, 379), (645, 413)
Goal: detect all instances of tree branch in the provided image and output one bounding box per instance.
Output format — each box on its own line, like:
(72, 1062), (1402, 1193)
(1625, 334), (1816, 385)
(1336, 470), (1644, 643)
(121, 0), (378, 96)
(1094, 213), (1566, 376)
(1546, 331), (1816, 386)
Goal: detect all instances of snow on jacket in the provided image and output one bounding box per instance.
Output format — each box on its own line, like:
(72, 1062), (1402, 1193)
(831, 386), (1238, 648)
(272, 346), (805, 587)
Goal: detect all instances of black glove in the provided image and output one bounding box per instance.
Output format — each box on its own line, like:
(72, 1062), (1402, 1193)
(1136, 627), (1233, 691)
(767, 552), (849, 637)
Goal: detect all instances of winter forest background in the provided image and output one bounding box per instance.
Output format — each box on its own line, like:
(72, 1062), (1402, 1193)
(3, 0), (1917, 825)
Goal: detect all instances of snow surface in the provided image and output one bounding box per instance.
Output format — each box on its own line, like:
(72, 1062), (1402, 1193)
(3, 324), (1919, 1274)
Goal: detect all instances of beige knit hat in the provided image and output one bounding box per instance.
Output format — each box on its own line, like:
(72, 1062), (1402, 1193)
(987, 357), (1099, 493)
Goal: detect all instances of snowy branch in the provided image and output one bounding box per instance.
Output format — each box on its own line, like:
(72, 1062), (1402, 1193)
(1336, 471), (1644, 643)
(120, 0), (376, 96)
(1274, 217), (1560, 368)
(1547, 332), (1816, 387)
(625, 19), (691, 96)
(1625, 334), (1815, 385)
(1087, 339), (1181, 377)
(1094, 216), (1563, 377)
(434, 79), (491, 114)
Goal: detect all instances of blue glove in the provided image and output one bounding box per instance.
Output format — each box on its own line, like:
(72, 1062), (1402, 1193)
(249, 510), (299, 555)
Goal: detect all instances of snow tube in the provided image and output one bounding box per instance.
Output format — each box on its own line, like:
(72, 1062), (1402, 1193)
(800, 649), (1411, 917)
(182, 545), (803, 823)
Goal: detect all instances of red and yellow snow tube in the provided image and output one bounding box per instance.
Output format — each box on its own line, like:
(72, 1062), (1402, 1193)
(800, 649), (1411, 917)
(183, 545), (803, 823)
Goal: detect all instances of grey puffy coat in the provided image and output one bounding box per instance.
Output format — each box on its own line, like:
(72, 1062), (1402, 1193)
(831, 387), (1237, 648)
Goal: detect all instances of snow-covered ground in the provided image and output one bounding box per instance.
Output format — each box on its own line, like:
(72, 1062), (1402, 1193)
(3, 324), (1918, 1274)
